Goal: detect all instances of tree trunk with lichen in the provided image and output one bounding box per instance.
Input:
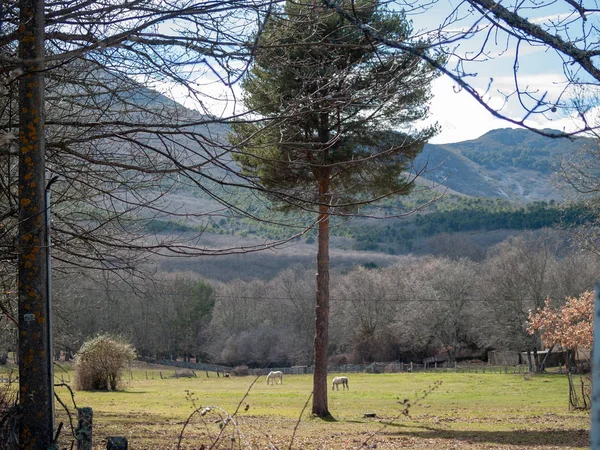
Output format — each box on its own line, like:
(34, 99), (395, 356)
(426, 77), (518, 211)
(18, 0), (54, 447)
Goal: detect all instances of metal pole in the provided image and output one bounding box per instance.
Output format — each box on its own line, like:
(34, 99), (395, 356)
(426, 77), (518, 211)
(591, 282), (600, 448)
(18, 0), (54, 446)
(46, 176), (59, 434)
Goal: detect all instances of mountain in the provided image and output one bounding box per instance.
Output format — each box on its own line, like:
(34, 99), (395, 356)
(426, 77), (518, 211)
(106, 70), (585, 206)
(108, 83), (590, 278)
(124, 78), (583, 206)
(414, 128), (587, 201)
(157, 126), (584, 221)
(144, 125), (593, 280)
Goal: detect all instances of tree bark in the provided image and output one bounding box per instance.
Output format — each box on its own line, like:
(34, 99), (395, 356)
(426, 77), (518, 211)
(18, 0), (54, 447)
(312, 173), (332, 418)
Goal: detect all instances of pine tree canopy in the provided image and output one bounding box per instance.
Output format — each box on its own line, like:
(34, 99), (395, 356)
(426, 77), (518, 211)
(230, 0), (442, 212)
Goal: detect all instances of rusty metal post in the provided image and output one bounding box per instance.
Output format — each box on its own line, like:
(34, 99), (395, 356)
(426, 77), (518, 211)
(76, 407), (93, 450)
(45, 177), (59, 429)
(17, 0), (53, 447)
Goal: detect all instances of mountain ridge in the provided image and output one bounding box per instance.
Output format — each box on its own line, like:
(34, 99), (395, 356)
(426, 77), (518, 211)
(414, 127), (586, 202)
(136, 77), (581, 204)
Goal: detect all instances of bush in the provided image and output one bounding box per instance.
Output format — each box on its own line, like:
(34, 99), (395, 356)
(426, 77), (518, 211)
(329, 354), (350, 366)
(173, 369), (196, 378)
(74, 335), (136, 391)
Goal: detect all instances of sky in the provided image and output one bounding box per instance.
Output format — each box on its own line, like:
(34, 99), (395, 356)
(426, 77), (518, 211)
(427, 74), (583, 144)
(166, 67), (585, 145)
(406, 0), (597, 144)
(161, 0), (596, 145)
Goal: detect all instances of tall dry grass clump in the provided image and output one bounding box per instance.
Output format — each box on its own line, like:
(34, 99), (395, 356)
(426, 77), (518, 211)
(0, 374), (17, 449)
(74, 334), (136, 391)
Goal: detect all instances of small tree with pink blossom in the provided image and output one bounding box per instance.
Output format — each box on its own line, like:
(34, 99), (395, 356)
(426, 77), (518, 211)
(527, 291), (593, 409)
(527, 291), (593, 352)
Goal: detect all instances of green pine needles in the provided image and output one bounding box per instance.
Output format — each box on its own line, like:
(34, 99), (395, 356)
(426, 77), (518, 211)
(230, 0), (441, 213)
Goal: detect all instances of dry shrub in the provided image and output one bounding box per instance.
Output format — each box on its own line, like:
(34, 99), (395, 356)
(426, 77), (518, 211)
(384, 364), (397, 373)
(74, 334), (136, 391)
(466, 359), (484, 364)
(232, 365), (249, 376)
(329, 354), (350, 366)
(174, 369), (196, 378)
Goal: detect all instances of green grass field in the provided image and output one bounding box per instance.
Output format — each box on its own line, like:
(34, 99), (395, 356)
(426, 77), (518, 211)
(4, 363), (591, 449)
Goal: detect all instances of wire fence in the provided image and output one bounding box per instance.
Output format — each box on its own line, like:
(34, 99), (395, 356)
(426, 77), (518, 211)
(43, 359), (575, 383)
(246, 361), (539, 376)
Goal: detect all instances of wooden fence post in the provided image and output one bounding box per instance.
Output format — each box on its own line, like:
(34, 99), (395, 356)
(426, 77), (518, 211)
(107, 436), (128, 450)
(76, 407), (93, 450)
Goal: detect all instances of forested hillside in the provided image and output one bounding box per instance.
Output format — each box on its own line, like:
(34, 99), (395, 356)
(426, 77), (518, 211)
(135, 126), (594, 276)
(413, 128), (586, 200)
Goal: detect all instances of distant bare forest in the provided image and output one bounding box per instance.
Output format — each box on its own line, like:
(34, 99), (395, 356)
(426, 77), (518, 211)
(157, 234), (412, 281)
(155, 228), (523, 281)
(28, 229), (598, 369)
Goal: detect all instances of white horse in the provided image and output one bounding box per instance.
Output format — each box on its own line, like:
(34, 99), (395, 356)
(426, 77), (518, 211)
(266, 370), (283, 385)
(331, 376), (349, 391)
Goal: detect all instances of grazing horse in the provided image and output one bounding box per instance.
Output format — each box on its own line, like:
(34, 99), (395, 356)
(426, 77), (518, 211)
(266, 370), (283, 385)
(331, 376), (349, 391)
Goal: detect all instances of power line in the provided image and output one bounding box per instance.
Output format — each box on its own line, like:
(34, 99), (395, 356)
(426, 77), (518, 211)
(55, 286), (518, 303)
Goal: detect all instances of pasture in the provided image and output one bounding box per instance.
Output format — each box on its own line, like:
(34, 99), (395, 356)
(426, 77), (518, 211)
(8, 363), (592, 449)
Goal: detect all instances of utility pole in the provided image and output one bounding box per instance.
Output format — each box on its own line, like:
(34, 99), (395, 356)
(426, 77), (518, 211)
(18, 0), (54, 447)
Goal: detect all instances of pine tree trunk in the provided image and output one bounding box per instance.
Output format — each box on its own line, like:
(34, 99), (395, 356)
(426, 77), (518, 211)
(312, 175), (331, 418)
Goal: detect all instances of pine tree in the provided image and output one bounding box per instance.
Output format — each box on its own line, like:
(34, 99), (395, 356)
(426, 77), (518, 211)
(230, 0), (440, 418)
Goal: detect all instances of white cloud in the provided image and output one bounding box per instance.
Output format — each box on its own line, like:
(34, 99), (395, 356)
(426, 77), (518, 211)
(490, 73), (570, 98)
(428, 77), (519, 143)
(427, 75), (588, 144)
(528, 11), (600, 25)
(157, 79), (245, 119)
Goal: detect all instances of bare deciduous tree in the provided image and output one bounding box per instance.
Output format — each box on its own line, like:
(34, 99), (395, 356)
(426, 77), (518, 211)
(478, 232), (559, 370)
(558, 140), (600, 255)
(271, 266), (316, 364)
(333, 266), (398, 361)
(1, 1), (279, 445)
